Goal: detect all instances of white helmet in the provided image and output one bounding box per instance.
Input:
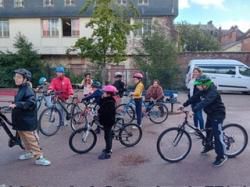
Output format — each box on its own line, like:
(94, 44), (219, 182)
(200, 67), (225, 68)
(115, 72), (123, 77)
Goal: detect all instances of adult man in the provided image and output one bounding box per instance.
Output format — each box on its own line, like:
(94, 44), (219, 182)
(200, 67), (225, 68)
(181, 75), (227, 167)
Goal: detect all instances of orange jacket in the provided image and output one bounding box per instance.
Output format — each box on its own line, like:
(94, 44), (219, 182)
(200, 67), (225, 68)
(48, 76), (74, 101)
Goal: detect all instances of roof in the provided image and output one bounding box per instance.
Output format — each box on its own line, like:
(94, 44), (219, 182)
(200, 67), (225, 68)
(189, 59), (245, 66)
(0, 0), (178, 18)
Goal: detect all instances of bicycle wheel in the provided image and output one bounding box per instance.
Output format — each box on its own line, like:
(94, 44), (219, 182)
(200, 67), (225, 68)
(70, 111), (87, 131)
(69, 128), (97, 154)
(157, 127), (192, 163)
(223, 123), (248, 158)
(116, 104), (135, 124)
(148, 103), (168, 124)
(119, 123), (142, 147)
(38, 107), (62, 136)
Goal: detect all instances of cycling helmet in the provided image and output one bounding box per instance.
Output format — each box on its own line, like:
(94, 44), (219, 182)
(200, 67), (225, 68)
(194, 75), (212, 86)
(114, 72), (123, 78)
(55, 66), (65, 73)
(14, 68), (32, 81)
(91, 80), (102, 88)
(133, 72), (143, 79)
(103, 85), (118, 94)
(38, 77), (47, 85)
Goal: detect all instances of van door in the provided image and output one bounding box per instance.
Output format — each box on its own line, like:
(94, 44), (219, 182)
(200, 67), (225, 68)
(198, 65), (241, 91)
(235, 66), (250, 91)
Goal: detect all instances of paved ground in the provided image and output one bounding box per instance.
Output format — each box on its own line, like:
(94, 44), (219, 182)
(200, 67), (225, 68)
(0, 93), (250, 186)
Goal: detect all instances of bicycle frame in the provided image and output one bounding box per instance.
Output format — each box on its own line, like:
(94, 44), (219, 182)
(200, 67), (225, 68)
(0, 109), (24, 149)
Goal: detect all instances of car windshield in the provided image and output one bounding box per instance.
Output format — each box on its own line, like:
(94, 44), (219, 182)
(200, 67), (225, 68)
(239, 67), (250, 77)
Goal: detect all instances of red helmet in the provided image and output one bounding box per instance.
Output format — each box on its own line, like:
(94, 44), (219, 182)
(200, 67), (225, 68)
(103, 85), (118, 93)
(133, 72), (143, 79)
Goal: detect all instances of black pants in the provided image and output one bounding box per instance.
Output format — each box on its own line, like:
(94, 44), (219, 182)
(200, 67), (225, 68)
(205, 117), (225, 158)
(103, 125), (113, 153)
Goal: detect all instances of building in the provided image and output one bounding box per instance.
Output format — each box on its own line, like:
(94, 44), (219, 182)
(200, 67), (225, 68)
(0, 0), (178, 77)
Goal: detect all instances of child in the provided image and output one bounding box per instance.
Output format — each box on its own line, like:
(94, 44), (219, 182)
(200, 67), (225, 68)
(10, 68), (51, 166)
(130, 73), (144, 127)
(98, 85), (117, 160)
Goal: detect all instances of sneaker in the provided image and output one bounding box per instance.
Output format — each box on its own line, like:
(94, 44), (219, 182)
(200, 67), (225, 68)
(213, 156), (228, 167)
(201, 146), (213, 154)
(98, 151), (111, 160)
(19, 152), (34, 160)
(35, 156), (51, 166)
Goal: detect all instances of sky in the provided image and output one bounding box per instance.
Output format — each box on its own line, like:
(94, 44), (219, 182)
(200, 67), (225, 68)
(176, 0), (250, 32)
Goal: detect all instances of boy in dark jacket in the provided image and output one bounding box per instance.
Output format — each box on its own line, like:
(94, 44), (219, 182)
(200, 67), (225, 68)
(10, 68), (51, 166)
(181, 75), (227, 167)
(98, 85), (117, 160)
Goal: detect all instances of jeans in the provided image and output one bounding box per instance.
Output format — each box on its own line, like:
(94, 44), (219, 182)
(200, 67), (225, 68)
(205, 117), (226, 158)
(134, 98), (142, 126)
(192, 104), (204, 129)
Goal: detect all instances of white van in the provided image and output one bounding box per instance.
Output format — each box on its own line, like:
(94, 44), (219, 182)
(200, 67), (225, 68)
(185, 59), (250, 93)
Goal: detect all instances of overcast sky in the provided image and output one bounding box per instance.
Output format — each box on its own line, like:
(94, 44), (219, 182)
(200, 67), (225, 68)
(175, 0), (250, 32)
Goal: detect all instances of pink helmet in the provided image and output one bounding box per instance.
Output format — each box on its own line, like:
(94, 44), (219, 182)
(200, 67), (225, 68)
(133, 72), (143, 79)
(103, 85), (118, 93)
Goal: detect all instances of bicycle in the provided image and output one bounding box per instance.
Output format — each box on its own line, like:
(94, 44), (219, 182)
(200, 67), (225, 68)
(116, 97), (168, 124)
(38, 91), (82, 136)
(157, 110), (248, 163)
(0, 106), (24, 149)
(69, 116), (142, 154)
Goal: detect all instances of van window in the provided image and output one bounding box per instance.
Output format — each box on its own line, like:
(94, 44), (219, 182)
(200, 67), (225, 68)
(239, 67), (250, 77)
(198, 66), (236, 75)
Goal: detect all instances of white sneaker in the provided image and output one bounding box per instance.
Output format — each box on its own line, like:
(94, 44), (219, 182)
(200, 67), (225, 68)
(19, 152), (34, 160)
(35, 156), (51, 166)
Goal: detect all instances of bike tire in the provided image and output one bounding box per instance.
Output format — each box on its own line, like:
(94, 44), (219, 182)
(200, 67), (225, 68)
(223, 123), (248, 158)
(119, 123), (142, 147)
(148, 103), (169, 124)
(157, 127), (192, 163)
(116, 104), (135, 124)
(38, 107), (62, 136)
(69, 127), (97, 154)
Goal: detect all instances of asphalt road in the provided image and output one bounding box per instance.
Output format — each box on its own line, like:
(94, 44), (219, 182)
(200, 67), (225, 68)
(0, 93), (250, 186)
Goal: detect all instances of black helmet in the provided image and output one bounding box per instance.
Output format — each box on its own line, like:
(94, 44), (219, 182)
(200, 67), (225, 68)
(14, 68), (32, 81)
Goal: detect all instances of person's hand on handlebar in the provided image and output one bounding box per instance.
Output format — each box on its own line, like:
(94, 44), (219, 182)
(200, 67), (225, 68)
(9, 103), (16, 109)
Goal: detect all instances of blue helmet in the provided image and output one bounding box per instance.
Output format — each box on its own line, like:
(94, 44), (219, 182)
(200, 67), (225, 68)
(38, 77), (47, 85)
(91, 80), (102, 88)
(55, 66), (65, 73)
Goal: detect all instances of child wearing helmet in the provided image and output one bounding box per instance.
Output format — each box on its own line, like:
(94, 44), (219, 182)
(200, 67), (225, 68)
(36, 77), (49, 93)
(81, 80), (103, 105)
(180, 75), (227, 167)
(9, 69), (51, 166)
(97, 85), (117, 160)
(130, 72), (144, 127)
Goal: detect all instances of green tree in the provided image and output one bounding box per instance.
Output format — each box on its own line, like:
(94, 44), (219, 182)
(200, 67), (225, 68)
(0, 33), (47, 87)
(134, 26), (181, 89)
(68, 0), (139, 82)
(176, 22), (220, 52)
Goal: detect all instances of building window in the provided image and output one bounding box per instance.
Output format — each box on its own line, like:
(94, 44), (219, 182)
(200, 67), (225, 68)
(14, 0), (24, 8)
(65, 0), (75, 6)
(117, 0), (127, 5)
(0, 20), (9, 38)
(42, 19), (59, 37)
(62, 18), (80, 37)
(134, 18), (152, 37)
(0, 0), (3, 7)
(138, 0), (149, 5)
(43, 0), (54, 7)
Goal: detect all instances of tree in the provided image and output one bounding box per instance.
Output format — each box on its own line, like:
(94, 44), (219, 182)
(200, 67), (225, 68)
(176, 22), (220, 52)
(68, 0), (139, 81)
(134, 26), (181, 89)
(0, 33), (47, 87)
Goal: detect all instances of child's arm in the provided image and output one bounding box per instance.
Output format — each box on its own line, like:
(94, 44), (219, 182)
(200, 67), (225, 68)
(15, 89), (36, 110)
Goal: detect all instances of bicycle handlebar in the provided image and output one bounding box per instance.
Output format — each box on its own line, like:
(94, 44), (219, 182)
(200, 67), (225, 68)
(0, 106), (12, 113)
